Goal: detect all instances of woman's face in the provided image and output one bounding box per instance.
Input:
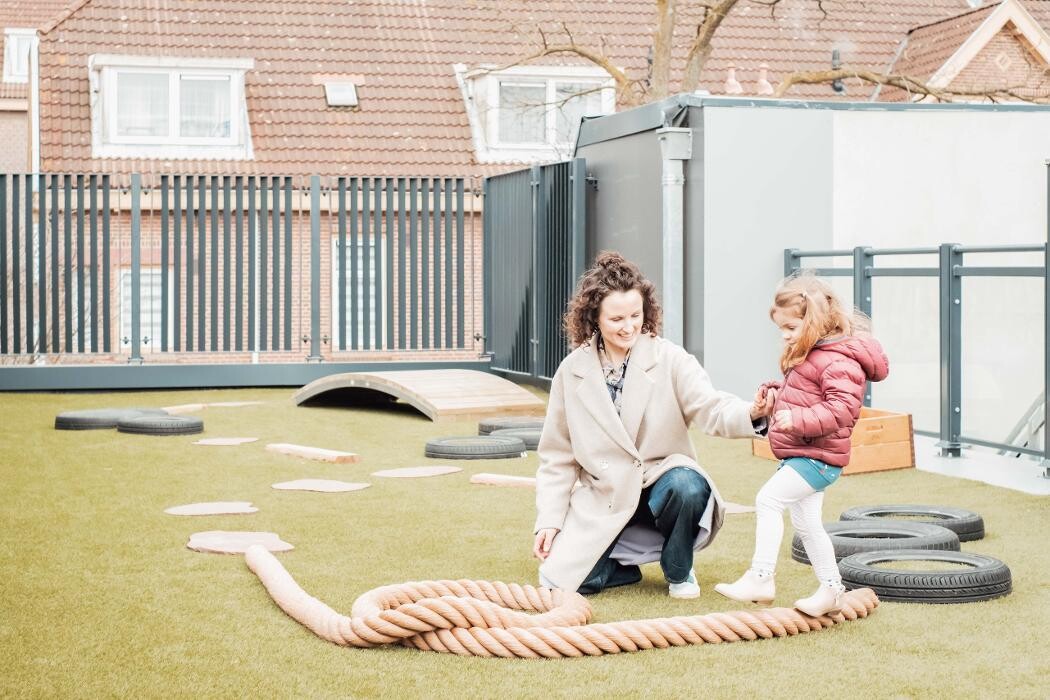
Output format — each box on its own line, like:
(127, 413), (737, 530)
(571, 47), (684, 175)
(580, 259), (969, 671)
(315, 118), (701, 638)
(598, 289), (644, 357)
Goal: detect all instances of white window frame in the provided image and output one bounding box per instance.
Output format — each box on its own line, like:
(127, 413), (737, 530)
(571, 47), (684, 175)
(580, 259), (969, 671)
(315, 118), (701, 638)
(119, 268), (174, 351)
(3, 28), (36, 84)
(89, 54), (254, 160)
(330, 238), (384, 350)
(456, 64), (616, 164)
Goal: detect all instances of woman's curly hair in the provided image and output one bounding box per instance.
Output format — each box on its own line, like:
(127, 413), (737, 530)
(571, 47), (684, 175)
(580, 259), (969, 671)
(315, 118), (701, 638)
(563, 251), (662, 347)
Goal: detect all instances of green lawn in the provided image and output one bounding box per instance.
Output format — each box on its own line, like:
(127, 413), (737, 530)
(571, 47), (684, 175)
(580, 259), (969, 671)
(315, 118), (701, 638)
(2, 386), (1048, 698)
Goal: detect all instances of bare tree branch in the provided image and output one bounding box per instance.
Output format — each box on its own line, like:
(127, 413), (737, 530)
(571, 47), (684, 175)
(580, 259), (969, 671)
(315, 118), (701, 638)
(682, 0), (741, 93)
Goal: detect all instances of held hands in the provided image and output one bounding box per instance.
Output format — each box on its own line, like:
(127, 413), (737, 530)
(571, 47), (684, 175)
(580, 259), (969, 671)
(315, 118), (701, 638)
(533, 528), (559, 560)
(749, 387), (777, 421)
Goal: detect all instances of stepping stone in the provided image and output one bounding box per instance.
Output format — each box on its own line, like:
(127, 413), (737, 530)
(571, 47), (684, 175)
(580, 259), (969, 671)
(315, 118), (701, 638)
(272, 479), (370, 493)
(163, 403), (207, 415)
(266, 443), (361, 464)
(470, 473), (536, 488)
(723, 501), (757, 514)
(208, 401), (264, 407)
(187, 531), (293, 554)
(165, 501), (258, 516)
(194, 437), (259, 446)
(372, 466), (462, 478)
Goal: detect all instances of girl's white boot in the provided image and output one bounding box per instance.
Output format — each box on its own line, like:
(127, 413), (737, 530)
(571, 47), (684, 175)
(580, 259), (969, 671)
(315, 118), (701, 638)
(794, 582), (845, 617)
(713, 569), (775, 605)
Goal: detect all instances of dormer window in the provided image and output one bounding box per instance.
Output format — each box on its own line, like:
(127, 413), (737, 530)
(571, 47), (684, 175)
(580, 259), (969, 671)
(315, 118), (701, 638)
(456, 64), (615, 163)
(3, 28), (36, 84)
(89, 54), (254, 160)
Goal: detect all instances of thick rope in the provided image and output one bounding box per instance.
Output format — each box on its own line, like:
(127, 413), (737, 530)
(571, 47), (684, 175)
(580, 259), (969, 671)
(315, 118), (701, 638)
(245, 545), (879, 658)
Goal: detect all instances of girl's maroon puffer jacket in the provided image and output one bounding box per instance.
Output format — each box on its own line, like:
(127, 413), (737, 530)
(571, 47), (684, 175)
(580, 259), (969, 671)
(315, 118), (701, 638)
(761, 335), (889, 467)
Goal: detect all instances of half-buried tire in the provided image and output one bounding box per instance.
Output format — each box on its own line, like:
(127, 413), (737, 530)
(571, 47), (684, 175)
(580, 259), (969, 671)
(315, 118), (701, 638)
(791, 521), (960, 565)
(838, 549), (1011, 603)
(489, 428), (541, 451)
(56, 408), (169, 430)
(839, 504), (985, 542)
(425, 436), (526, 460)
(117, 415), (204, 436)
(478, 417), (544, 436)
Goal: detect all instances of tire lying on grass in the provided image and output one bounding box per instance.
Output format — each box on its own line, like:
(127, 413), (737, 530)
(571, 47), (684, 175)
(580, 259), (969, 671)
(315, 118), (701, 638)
(839, 549), (1012, 603)
(488, 428), (541, 451)
(424, 436), (526, 460)
(55, 408), (169, 430)
(791, 521), (960, 565)
(116, 415), (204, 436)
(477, 417), (544, 436)
(840, 504), (985, 542)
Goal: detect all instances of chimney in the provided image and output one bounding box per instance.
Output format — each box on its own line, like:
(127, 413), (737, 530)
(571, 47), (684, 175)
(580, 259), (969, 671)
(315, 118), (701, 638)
(724, 65), (743, 95)
(756, 64), (774, 95)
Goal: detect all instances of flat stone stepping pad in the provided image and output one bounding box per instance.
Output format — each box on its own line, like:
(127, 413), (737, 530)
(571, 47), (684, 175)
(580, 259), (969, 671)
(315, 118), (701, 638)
(194, 437), (259, 446)
(266, 443), (361, 463)
(187, 531), (293, 554)
(208, 401), (264, 407)
(470, 473), (536, 488)
(55, 408), (168, 430)
(165, 501), (259, 516)
(162, 403), (207, 415)
(372, 466), (463, 478)
(272, 479), (371, 493)
(724, 501), (757, 514)
(117, 415), (204, 436)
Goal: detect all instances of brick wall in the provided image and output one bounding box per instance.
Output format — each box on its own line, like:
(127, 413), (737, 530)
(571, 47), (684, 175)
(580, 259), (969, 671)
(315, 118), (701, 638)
(950, 26), (1050, 96)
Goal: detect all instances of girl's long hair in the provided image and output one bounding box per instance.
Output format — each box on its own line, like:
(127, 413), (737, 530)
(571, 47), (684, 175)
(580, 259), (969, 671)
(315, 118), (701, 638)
(563, 251), (662, 347)
(771, 272), (870, 373)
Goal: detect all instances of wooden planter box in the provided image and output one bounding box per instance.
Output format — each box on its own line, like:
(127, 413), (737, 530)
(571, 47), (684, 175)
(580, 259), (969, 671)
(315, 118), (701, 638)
(751, 407), (915, 475)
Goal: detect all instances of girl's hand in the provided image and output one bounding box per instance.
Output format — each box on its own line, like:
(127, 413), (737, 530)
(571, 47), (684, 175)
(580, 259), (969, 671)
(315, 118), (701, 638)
(533, 528), (559, 560)
(750, 387), (776, 420)
(774, 409), (793, 431)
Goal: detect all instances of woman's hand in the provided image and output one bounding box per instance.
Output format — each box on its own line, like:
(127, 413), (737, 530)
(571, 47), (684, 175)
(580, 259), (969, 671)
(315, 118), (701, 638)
(750, 387), (777, 420)
(533, 528), (559, 560)
(774, 409), (793, 431)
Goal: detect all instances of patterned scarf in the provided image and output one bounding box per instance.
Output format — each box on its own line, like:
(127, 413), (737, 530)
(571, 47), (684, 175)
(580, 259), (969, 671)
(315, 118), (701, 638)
(597, 335), (630, 415)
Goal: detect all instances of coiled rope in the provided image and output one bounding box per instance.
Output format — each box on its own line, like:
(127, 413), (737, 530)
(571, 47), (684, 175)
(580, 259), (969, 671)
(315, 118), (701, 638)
(245, 545), (879, 658)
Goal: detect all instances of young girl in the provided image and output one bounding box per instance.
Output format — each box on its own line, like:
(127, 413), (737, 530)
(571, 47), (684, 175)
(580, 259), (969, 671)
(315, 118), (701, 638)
(715, 274), (889, 616)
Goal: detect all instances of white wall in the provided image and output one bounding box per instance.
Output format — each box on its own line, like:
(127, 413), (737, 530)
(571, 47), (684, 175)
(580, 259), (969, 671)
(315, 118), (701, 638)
(832, 109), (1050, 441)
(701, 102), (1050, 446)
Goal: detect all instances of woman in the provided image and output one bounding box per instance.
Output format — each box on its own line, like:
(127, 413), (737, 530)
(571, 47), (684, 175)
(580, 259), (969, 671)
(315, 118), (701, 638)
(534, 252), (771, 597)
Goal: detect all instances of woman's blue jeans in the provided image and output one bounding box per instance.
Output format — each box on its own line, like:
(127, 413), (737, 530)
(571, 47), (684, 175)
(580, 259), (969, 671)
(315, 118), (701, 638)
(577, 467), (711, 595)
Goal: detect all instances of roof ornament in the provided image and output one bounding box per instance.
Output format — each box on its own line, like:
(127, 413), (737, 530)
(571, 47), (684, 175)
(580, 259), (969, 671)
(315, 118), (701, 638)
(724, 64), (743, 95)
(756, 64), (774, 95)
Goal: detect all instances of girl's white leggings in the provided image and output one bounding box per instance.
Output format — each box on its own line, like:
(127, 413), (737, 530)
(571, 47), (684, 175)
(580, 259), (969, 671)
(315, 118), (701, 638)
(750, 466), (841, 584)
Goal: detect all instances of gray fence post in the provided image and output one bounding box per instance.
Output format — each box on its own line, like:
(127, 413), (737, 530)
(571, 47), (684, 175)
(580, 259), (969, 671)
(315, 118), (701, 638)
(937, 242), (962, 457)
(307, 175), (322, 362)
(853, 246), (873, 406)
(129, 174), (143, 365)
(1044, 162), (1050, 477)
(529, 165), (542, 379)
(784, 248), (799, 277)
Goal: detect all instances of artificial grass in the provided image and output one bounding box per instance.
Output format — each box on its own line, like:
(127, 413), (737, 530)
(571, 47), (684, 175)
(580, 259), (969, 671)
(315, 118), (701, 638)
(1, 386), (1048, 698)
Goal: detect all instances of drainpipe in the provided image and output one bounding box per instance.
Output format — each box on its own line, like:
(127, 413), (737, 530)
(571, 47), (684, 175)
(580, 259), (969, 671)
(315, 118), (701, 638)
(655, 127), (692, 345)
(30, 33), (40, 176)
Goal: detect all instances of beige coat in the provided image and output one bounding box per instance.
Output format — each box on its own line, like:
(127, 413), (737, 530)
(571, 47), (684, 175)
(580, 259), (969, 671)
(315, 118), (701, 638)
(535, 333), (758, 591)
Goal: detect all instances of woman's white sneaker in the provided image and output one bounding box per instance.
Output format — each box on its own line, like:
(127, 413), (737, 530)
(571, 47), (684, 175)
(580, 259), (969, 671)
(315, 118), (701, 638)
(714, 569), (775, 605)
(668, 569), (701, 599)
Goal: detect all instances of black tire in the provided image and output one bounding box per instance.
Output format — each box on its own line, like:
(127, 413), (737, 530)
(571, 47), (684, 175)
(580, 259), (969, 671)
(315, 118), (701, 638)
(489, 428), (541, 451)
(840, 504), (985, 542)
(55, 408), (168, 431)
(838, 549), (1012, 603)
(478, 417), (544, 436)
(425, 436), (526, 460)
(116, 415), (204, 436)
(791, 521), (959, 565)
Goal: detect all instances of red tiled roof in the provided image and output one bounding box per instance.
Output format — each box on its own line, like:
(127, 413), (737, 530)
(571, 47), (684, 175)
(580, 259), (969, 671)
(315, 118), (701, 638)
(892, 3), (1001, 81)
(36, 1), (1050, 178)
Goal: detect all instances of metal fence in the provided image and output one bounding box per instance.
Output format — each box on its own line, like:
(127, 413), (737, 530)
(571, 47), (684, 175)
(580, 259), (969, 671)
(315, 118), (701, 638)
(483, 159), (586, 383)
(0, 173), (476, 369)
(786, 241), (1049, 470)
